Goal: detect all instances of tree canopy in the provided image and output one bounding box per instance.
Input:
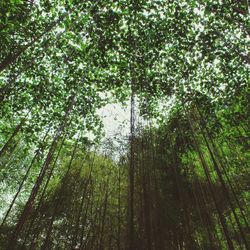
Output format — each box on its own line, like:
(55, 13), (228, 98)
(0, 0), (249, 249)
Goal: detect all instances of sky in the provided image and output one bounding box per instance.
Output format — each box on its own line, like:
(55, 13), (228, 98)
(97, 101), (131, 138)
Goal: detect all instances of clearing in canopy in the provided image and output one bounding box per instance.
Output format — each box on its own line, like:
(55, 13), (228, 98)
(0, 0), (249, 249)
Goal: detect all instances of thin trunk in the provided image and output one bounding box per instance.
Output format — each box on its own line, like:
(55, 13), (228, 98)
(79, 187), (93, 250)
(41, 135), (79, 249)
(21, 135), (66, 248)
(194, 108), (249, 248)
(0, 128), (50, 227)
(99, 188), (109, 250)
(186, 112), (234, 250)
(70, 153), (95, 249)
(128, 82), (135, 250)
(0, 119), (24, 159)
(117, 165), (121, 250)
(141, 136), (152, 250)
(178, 124), (218, 249)
(7, 95), (75, 250)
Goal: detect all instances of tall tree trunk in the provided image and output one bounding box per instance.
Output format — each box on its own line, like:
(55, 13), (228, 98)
(6, 95), (75, 250)
(41, 134), (79, 249)
(128, 80), (136, 250)
(194, 108), (249, 248)
(0, 128), (50, 228)
(186, 112), (234, 250)
(21, 135), (66, 248)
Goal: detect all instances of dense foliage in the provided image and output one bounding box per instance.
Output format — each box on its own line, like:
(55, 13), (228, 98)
(0, 0), (249, 249)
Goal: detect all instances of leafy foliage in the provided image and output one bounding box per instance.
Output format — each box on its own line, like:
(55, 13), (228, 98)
(0, 0), (249, 249)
